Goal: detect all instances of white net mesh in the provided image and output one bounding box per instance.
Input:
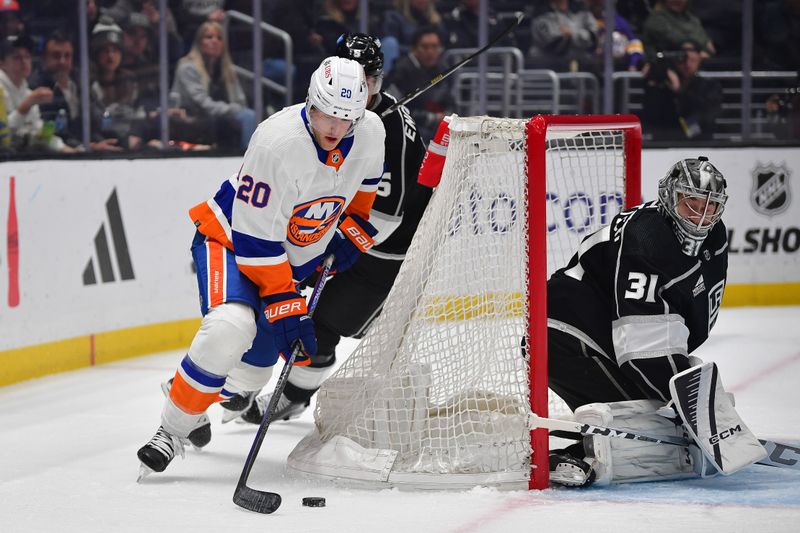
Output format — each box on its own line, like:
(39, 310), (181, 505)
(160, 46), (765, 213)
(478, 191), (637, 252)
(287, 116), (630, 489)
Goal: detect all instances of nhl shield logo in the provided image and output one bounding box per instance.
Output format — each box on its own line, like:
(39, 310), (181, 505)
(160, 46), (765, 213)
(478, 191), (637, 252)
(751, 163), (791, 216)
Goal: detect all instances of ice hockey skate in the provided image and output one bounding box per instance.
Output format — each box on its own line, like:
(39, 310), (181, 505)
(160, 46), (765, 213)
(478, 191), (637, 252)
(240, 392), (310, 425)
(137, 426), (185, 481)
(549, 452), (596, 488)
(160, 379), (211, 448)
(219, 390), (260, 424)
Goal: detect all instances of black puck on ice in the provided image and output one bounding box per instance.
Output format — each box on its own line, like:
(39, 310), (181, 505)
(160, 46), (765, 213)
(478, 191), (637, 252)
(302, 497), (326, 507)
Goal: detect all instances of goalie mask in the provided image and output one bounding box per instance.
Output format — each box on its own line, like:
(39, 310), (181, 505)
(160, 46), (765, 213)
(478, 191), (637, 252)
(658, 157), (728, 256)
(336, 32), (384, 96)
(306, 56), (368, 137)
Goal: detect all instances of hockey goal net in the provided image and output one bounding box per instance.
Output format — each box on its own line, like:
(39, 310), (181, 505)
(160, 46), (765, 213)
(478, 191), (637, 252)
(288, 115), (641, 489)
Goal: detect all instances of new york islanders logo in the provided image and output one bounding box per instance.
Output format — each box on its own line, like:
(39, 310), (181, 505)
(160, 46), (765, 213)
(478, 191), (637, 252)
(288, 196), (345, 247)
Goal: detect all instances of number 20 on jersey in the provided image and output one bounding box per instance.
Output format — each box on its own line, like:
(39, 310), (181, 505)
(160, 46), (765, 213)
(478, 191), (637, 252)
(236, 175), (271, 208)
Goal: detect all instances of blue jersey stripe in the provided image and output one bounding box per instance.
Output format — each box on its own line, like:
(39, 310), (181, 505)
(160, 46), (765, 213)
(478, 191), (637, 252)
(361, 176), (382, 186)
(180, 356), (227, 387)
(292, 252), (326, 282)
(232, 231), (285, 258)
(212, 179), (236, 222)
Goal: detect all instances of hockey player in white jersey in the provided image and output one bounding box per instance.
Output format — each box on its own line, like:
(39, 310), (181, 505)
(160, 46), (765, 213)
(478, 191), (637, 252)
(224, 33), (433, 427)
(136, 56), (385, 478)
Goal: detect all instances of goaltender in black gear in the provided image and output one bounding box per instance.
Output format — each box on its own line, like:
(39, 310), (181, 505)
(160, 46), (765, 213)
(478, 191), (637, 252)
(224, 33), (433, 425)
(546, 157), (766, 487)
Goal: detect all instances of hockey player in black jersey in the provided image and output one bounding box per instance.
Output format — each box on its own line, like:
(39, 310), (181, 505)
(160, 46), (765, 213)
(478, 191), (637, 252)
(222, 33), (434, 425)
(546, 157), (766, 487)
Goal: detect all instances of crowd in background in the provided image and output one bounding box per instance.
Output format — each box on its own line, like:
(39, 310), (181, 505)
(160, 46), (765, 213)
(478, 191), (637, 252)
(0, 0), (798, 156)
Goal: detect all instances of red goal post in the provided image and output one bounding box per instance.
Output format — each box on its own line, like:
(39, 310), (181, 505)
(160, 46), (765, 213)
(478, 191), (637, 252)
(526, 114), (642, 489)
(287, 114), (643, 491)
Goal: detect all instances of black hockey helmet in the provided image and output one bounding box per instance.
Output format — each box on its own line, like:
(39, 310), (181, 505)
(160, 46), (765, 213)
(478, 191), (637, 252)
(336, 32), (384, 77)
(658, 156), (728, 255)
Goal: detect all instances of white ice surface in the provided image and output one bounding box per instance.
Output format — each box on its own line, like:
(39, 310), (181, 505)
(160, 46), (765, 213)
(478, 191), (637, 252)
(2, 306), (799, 532)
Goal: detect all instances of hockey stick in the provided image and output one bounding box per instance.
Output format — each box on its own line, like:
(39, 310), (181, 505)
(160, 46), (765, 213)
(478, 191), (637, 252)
(527, 414), (800, 471)
(233, 254), (335, 514)
(380, 12), (525, 118)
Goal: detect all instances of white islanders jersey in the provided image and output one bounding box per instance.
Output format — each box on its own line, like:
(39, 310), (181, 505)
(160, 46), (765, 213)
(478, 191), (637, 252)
(190, 103), (386, 297)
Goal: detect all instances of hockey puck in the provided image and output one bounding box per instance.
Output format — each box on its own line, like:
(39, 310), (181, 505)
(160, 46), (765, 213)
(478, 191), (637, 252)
(302, 497), (326, 507)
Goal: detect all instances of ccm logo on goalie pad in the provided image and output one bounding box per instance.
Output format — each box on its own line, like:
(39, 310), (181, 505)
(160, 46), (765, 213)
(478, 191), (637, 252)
(709, 425), (742, 445)
(265, 298), (307, 322)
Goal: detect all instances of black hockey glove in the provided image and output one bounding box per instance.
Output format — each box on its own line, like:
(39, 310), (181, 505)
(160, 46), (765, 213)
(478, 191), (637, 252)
(263, 292), (316, 365)
(323, 214), (377, 273)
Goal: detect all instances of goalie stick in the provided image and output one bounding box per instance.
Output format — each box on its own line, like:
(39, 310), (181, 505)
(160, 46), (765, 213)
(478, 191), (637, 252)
(527, 413), (800, 471)
(233, 255), (335, 514)
(380, 12), (525, 118)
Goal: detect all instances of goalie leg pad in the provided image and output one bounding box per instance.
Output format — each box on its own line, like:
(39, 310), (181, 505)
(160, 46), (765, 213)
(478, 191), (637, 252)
(575, 399), (695, 485)
(669, 362), (767, 475)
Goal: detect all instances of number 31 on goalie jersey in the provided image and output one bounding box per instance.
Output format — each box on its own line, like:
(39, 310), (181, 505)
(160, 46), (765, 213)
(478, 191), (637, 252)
(624, 272), (659, 303)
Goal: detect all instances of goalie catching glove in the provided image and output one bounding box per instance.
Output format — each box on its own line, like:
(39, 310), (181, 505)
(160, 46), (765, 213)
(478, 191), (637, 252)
(323, 214), (378, 273)
(263, 292), (316, 365)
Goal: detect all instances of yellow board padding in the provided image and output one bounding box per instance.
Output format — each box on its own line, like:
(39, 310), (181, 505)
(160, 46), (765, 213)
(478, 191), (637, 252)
(1, 282), (798, 388)
(419, 283), (800, 321)
(0, 318), (200, 387)
(722, 282), (800, 307)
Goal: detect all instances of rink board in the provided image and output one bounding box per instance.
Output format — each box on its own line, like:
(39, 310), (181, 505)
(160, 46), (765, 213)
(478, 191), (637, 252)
(0, 146), (798, 385)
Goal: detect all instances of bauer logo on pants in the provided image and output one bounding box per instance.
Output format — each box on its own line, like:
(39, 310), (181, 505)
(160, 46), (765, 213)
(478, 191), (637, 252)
(287, 196), (345, 247)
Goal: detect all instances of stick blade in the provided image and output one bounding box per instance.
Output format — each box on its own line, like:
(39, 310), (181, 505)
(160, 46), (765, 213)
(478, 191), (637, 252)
(233, 486), (282, 514)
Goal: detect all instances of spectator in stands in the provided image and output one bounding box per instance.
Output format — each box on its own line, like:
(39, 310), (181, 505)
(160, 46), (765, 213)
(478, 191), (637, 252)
(30, 31), (79, 146)
(254, 0), (325, 105)
(90, 17), (153, 151)
(317, 0), (380, 54)
(103, 0), (183, 62)
(0, 0), (23, 41)
(616, 0), (651, 35)
(381, 0), (446, 74)
(790, 89), (800, 140)
(87, 0), (101, 34)
(0, 33), (73, 152)
(528, 0), (598, 72)
(764, 93), (793, 140)
(386, 26), (452, 142)
(443, 0), (512, 50)
(31, 30), (122, 152)
(121, 12), (159, 109)
(170, 21), (255, 150)
(173, 0), (226, 49)
(755, 0), (800, 71)
(642, 0), (715, 59)
(640, 42), (722, 141)
(690, 1), (740, 66)
(586, 0), (644, 71)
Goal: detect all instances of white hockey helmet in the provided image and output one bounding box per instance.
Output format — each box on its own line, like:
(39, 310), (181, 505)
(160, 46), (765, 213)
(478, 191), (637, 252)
(305, 56), (368, 136)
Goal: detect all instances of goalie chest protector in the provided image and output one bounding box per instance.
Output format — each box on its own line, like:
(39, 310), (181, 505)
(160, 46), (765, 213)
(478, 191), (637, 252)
(548, 202), (729, 359)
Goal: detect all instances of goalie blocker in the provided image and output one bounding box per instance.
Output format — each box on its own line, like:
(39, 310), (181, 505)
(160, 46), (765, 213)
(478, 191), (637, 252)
(571, 362), (766, 485)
